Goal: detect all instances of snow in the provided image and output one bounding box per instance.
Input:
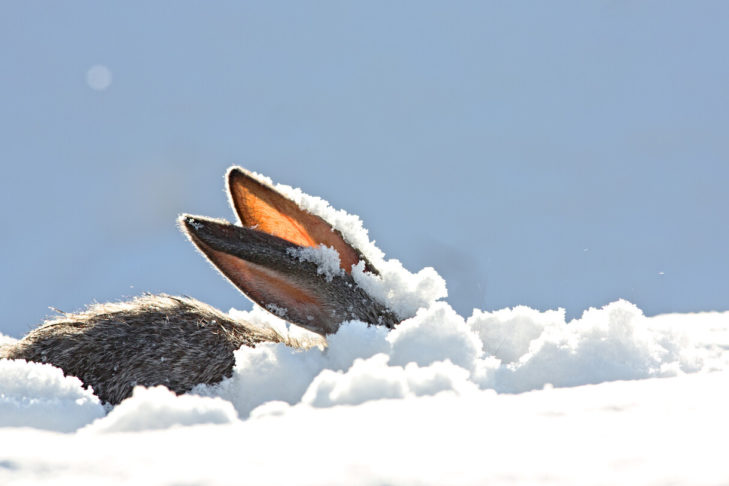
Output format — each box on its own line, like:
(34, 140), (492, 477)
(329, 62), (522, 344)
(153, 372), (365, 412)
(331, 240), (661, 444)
(287, 244), (344, 282)
(2, 177), (729, 485)
(82, 386), (238, 434)
(2, 372), (729, 485)
(0, 359), (105, 433)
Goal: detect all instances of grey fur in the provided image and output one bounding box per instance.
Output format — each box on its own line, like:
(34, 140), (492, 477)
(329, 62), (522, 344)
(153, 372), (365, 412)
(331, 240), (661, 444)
(3, 295), (275, 405)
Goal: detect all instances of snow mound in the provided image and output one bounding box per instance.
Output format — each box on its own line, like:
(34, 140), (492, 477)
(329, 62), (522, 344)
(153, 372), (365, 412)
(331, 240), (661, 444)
(193, 300), (725, 419)
(83, 386), (238, 433)
(0, 359), (105, 432)
(1, 372), (728, 485)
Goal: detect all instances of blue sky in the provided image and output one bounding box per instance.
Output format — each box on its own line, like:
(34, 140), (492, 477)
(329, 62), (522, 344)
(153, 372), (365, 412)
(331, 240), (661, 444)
(2, 2), (728, 337)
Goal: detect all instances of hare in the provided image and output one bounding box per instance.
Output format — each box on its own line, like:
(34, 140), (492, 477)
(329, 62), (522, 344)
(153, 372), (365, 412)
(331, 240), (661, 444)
(2, 167), (398, 405)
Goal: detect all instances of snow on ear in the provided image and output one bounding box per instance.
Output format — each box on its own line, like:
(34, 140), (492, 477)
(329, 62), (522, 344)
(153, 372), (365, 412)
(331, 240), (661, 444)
(179, 216), (341, 336)
(226, 167), (375, 274)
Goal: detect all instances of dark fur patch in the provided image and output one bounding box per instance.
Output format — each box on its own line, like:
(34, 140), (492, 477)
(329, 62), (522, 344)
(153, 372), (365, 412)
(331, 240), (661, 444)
(3, 295), (276, 405)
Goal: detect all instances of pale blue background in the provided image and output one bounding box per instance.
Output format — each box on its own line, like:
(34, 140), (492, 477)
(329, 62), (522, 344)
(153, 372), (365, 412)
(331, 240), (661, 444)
(2, 2), (728, 337)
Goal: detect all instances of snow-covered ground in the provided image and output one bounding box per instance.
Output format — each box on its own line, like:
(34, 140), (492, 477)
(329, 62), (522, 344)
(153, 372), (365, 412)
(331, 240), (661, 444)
(2, 174), (728, 485)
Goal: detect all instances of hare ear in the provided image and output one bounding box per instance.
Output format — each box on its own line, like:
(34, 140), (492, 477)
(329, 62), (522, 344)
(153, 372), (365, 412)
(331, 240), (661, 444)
(180, 215), (347, 335)
(226, 167), (377, 274)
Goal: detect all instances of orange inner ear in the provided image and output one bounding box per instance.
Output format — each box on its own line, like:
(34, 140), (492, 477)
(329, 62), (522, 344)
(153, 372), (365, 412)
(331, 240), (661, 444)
(211, 250), (332, 334)
(213, 251), (319, 307)
(230, 175), (362, 273)
(236, 190), (320, 248)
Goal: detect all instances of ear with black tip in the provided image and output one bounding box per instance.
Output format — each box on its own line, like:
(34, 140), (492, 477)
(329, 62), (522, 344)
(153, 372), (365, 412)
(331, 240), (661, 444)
(226, 167), (379, 275)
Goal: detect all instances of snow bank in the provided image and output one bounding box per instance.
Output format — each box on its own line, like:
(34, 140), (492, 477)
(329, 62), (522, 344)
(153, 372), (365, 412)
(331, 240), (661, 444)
(0, 359), (105, 432)
(82, 386), (238, 433)
(1, 372), (729, 485)
(2, 174), (729, 484)
(194, 298), (723, 420)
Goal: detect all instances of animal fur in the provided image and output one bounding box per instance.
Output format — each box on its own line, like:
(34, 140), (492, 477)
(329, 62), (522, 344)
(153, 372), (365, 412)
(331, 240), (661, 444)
(3, 295), (281, 404)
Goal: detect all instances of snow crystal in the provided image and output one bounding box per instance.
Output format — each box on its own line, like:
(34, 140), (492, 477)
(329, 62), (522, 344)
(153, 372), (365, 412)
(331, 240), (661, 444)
(264, 303), (288, 318)
(287, 244), (343, 281)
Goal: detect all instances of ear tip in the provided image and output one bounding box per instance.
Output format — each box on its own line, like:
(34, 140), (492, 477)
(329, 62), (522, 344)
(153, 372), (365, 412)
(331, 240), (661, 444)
(226, 166), (250, 183)
(177, 214), (196, 234)
(226, 166), (278, 203)
(177, 214), (216, 236)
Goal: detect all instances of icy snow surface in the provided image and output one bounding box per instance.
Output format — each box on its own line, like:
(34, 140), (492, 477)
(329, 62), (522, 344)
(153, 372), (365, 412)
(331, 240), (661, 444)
(2, 173), (728, 485)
